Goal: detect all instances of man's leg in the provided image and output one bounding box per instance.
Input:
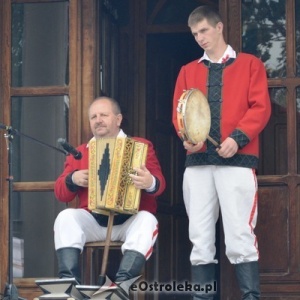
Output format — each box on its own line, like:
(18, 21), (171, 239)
(216, 167), (260, 299)
(54, 208), (105, 284)
(56, 247), (81, 283)
(183, 166), (219, 300)
(191, 264), (216, 299)
(234, 261), (260, 300)
(115, 250), (146, 282)
(111, 211), (157, 297)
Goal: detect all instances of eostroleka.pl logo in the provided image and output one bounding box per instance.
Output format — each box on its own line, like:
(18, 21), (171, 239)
(130, 280), (217, 295)
(76, 277), (217, 299)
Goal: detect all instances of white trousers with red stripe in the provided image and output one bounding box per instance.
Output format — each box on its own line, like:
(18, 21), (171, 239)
(54, 209), (158, 260)
(183, 165), (259, 265)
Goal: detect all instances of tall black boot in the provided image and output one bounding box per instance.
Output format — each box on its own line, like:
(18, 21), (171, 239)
(114, 250), (146, 299)
(191, 264), (217, 299)
(56, 247), (81, 284)
(234, 261), (260, 300)
(115, 250), (146, 282)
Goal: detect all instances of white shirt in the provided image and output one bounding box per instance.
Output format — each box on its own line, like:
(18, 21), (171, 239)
(199, 44), (236, 64)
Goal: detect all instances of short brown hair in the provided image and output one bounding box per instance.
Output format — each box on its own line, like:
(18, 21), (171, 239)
(188, 5), (222, 28)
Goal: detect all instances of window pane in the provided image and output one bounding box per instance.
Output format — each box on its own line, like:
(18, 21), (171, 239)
(258, 88), (287, 175)
(11, 96), (68, 182)
(11, 1), (69, 87)
(147, 0), (202, 24)
(100, 4), (119, 98)
(242, 0), (286, 78)
(12, 192), (65, 278)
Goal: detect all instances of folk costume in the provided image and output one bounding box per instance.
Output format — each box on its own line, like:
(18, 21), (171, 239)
(54, 130), (166, 284)
(173, 45), (271, 299)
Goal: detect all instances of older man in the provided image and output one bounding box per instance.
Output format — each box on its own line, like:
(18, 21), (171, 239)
(54, 97), (166, 286)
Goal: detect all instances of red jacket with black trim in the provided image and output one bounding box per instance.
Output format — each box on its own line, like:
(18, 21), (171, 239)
(172, 53), (271, 168)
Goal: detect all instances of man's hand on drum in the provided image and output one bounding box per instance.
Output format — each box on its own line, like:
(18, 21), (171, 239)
(129, 165), (153, 190)
(183, 140), (204, 152)
(217, 137), (238, 158)
(72, 169), (89, 187)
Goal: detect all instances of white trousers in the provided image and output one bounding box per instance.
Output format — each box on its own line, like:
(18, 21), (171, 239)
(183, 165), (259, 265)
(54, 209), (158, 260)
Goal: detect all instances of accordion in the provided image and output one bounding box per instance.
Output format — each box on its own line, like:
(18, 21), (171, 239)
(88, 137), (148, 215)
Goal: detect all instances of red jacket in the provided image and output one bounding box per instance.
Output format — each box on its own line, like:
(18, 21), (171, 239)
(54, 137), (166, 214)
(172, 53), (271, 168)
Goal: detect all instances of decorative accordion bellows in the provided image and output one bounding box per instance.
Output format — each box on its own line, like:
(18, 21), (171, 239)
(88, 137), (148, 215)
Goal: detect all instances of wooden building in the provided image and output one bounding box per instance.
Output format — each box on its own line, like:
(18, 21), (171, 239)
(0, 0), (300, 299)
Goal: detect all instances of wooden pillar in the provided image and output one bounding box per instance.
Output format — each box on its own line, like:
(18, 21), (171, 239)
(0, 0), (11, 292)
(81, 0), (97, 142)
(131, 0), (147, 137)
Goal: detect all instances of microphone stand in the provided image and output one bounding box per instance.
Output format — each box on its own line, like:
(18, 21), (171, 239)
(1, 126), (67, 300)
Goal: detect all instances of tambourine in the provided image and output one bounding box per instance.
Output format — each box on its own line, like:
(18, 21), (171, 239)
(176, 88), (219, 147)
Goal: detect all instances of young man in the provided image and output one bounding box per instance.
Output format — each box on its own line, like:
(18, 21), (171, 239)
(172, 5), (271, 300)
(54, 97), (166, 289)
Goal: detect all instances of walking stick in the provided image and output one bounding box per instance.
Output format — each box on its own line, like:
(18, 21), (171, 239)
(98, 210), (115, 286)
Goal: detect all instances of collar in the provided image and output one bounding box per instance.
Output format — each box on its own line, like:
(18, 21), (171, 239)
(199, 45), (236, 64)
(86, 129), (127, 147)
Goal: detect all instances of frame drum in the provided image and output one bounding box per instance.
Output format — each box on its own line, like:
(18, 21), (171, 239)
(177, 88), (211, 144)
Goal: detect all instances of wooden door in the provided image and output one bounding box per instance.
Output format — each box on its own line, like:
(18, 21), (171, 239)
(220, 1), (300, 299)
(142, 1), (219, 299)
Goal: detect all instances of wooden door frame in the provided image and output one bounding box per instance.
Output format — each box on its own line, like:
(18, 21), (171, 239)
(0, 0), (13, 292)
(0, 0), (97, 296)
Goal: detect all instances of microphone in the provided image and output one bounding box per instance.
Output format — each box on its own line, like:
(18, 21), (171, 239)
(57, 138), (82, 160)
(0, 123), (17, 135)
(0, 123), (12, 130)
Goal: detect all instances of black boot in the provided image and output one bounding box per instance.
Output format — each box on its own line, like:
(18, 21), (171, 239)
(113, 250), (145, 299)
(56, 247), (81, 284)
(115, 250), (146, 282)
(191, 264), (216, 299)
(234, 261), (260, 300)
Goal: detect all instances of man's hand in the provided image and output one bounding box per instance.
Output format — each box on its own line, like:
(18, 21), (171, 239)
(72, 169), (89, 187)
(217, 137), (238, 158)
(129, 165), (153, 190)
(183, 140), (204, 152)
